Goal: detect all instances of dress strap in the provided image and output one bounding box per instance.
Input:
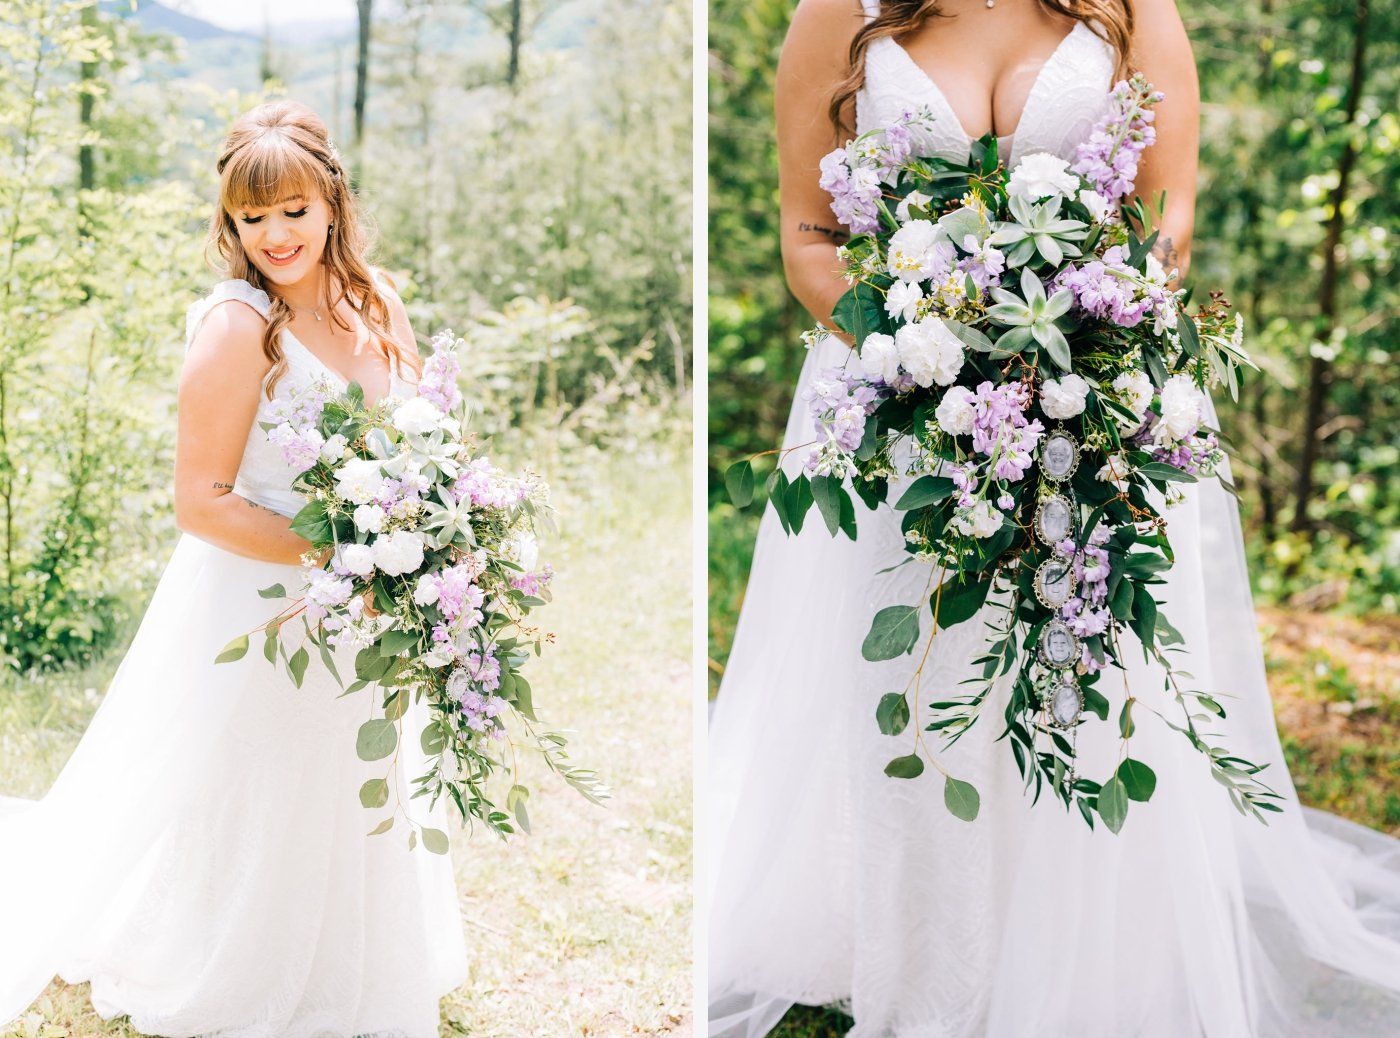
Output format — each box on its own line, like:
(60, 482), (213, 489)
(184, 279), (272, 352)
(860, 0), (879, 20)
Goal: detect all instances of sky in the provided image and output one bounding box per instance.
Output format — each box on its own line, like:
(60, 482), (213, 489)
(164, 0), (360, 32)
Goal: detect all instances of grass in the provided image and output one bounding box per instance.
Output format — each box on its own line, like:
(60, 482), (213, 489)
(707, 500), (1400, 1036)
(1, 435), (692, 1038)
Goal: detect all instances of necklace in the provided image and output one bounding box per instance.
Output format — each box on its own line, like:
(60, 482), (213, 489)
(288, 301), (324, 322)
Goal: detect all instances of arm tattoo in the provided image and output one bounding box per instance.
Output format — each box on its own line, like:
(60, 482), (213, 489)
(1151, 235), (1181, 272)
(212, 481), (234, 490)
(798, 221), (849, 244)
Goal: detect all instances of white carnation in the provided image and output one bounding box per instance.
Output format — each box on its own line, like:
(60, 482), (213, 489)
(334, 458), (388, 506)
(372, 529), (425, 576)
(895, 189), (934, 223)
(1040, 373), (1090, 419)
(392, 396), (446, 435)
(896, 318), (965, 388)
(1111, 370), (1153, 429)
(952, 499), (1003, 539)
(887, 220), (950, 283)
(1006, 152), (1080, 201)
(338, 543), (376, 577)
(859, 332), (901, 384)
(353, 503), (386, 534)
(934, 386), (976, 436)
(412, 574), (440, 606)
(320, 433), (349, 463)
(884, 280), (923, 323)
(1078, 188), (1112, 223)
(1155, 374), (1205, 444)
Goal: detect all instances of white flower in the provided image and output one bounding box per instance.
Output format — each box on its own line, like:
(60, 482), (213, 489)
(412, 574), (441, 606)
(1006, 153), (1080, 201)
(884, 280), (923, 323)
(887, 220), (951, 283)
(1078, 188), (1112, 223)
(353, 503), (386, 533)
(895, 318), (965, 388)
(392, 396), (446, 435)
(320, 433), (349, 463)
(859, 332), (901, 384)
(1097, 454), (1132, 490)
(1155, 374), (1205, 444)
(895, 189), (934, 222)
(503, 530), (540, 571)
(373, 529), (425, 576)
(934, 386), (976, 436)
(338, 543), (376, 577)
(1111, 370), (1153, 429)
(334, 458), (388, 505)
(952, 499), (1003, 539)
(419, 648), (455, 668)
(1040, 373), (1090, 419)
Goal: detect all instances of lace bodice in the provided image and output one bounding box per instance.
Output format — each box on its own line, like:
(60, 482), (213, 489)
(183, 274), (416, 518)
(855, 0), (1116, 167)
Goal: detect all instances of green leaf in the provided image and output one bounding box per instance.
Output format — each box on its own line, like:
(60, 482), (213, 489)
(1082, 684), (1110, 721)
(1117, 758), (1157, 802)
(884, 753), (925, 779)
(289, 499), (333, 543)
(315, 631), (342, 687)
(895, 475), (956, 510)
(768, 469), (791, 533)
(356, 718), (398, 761)
(930, 572), (992, 629)
(944, 776), (981, 821)
(421, 826), (450, 855)
(831, 280), (888, 345)
(876, 692), (911, 736)
(862, 604), (922, 661)
(367, 816), (394, 836)
(263, 625), (280, 665)
(378, 628), (420, 657)
(421, 723), (447, 755)
(785, 474), (813, 535)
(288, 645), (309, 688)
(837, 486), (858, 540)
(1132, 585), (1159, 642)
(1137, 461), (1197, 484)
(1118, 699), (1136, 738)
(258, 583), (286, 599)
(1098, 776), (1129, 834)
(215, 634), (249, 664)
(810, 474), (844, 536)
(359, 778), (389, 809)
(724, 460), (754, 508)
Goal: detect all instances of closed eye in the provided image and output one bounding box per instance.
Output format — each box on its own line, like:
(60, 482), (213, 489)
(240, 207), (309, 224)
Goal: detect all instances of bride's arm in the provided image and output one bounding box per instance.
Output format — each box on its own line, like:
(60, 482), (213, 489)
(1127, 0), (1200, 285)
(775, 0), (866, 328)
(174, 300), (323, 566)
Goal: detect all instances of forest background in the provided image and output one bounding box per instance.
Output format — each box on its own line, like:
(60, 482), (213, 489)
(0, 0), (692, 1034)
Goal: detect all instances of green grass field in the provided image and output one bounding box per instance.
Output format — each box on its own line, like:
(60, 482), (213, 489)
(0, 436), (693, 1038)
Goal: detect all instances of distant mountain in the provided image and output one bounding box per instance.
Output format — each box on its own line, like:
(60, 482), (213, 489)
(99, 0), (258, 41)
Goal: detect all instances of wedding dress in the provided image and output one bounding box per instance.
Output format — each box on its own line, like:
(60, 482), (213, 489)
(0, 276), (468, 1036)
(707, 6), (1400, 1036)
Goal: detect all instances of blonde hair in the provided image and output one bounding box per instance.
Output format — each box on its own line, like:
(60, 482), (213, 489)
(829, 0), (1136, 137)
(206, 99), (422, 398)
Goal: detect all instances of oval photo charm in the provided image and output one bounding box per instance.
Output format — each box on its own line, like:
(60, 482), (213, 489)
(1040, 431), (1079, 483)
(1037, 619), (1080, 670)
(1048, 675), (1083, 728)
(1034, 557), (1077, 609)
(1034, 493), (1075, 546)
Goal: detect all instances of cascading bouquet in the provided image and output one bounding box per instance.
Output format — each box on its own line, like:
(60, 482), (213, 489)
(725, 75), (1274, 834)
(216, 331), (608, 852)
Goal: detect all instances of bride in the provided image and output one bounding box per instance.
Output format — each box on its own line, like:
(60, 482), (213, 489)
(707, 1), (1400, 1035)
(0, 101), (467, 1035)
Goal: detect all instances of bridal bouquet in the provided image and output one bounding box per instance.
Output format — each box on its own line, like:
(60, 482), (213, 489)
(726, 75), (1275, 833)
(217, 332), (607, 851)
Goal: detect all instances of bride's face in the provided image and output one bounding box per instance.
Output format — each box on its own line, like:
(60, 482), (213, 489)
(231, 191), (333, 291)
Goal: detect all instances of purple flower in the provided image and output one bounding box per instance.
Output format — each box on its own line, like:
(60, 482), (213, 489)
(419, 333), (463, 413)
(1070, 75), (1163, 204)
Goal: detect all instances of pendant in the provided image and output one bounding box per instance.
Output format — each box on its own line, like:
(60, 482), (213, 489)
(1033, 492), (1076, 546)
(1039, 427), (1080, 483)
(986, 0), (995, 6)
(1046, 674), (1083, 728)
(1033, 555), (1077, 609)
(1036, 618), (1081, 670)
(313, 309), (323, 322)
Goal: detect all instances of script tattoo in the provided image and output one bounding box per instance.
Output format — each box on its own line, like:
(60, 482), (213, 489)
(798, 221), (849, 244)
(212, 481), (234, 490)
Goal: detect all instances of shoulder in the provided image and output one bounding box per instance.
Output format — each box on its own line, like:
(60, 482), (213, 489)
(369, 265), (419, 358)
(779, 0), (867, 96)
(182, 289), (272, 389)
(789, 0), (867, 35)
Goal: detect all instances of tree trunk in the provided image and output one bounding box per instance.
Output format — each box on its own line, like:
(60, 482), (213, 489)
(354, 0), (373, 149)
(507, 0), (523, 87)
(1290, 0), (1369, 532)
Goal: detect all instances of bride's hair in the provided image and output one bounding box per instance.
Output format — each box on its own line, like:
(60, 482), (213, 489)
(828, 0), (1136, 136)
(206, 99), (421, 398)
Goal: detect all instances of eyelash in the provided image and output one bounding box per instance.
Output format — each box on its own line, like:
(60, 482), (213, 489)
(241, 207), (308, 225)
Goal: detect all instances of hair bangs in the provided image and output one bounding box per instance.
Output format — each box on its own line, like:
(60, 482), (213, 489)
(220, 134), (329, 215)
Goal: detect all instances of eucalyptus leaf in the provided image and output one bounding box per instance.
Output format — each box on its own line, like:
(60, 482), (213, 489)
(944, 776), (981, 821)
(359, 778), (389, 809)
(884, 753), (925, 779)
(876, 692), (911, 736)
(215, 634), (249, 664)
(1117, 758), (1158, 802)
(1099, 776), (1129, 834)
(356, 718), (398, 761)
(724, 460), (754, 508)
(421, 826), (450, 854)
(862, 604), (922, 661)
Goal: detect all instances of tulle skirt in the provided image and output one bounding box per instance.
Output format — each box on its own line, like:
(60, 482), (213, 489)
(707, 334), (1400, 1037)
(0, 532), (468, 1037)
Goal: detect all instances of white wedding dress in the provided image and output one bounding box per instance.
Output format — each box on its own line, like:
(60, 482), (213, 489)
(707, 6), (1400, 1036)
(0, 277), (468, 1036)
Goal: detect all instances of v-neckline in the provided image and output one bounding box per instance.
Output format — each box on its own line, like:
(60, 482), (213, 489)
(283, 327), (397, 410)
(884, 21), (1084, 147)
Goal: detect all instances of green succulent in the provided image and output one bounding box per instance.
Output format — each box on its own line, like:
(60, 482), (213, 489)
(987, 194), (1088, 268)
(984, 266), (1076, 370)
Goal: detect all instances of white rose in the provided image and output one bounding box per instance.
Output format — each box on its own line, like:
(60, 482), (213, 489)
(896, 318), (965, 388)
(320, 433), (349, 463)
(1078, 188), (1112, 223)
(334, 457), (387, 505)
(338, 543), (376, 577)
(372, 529), (425, 576)
(392, 396), (446, 434)
(353, 503), (386, 534)
(1097, 454), (1132, 490)
(886, 220), (950, 283)
(1006, 152), (1080, 201)
(1111, 370), (1153, 429)
(412, 574), (440, 606)
(859, 332), (901, 384)
(1155, 374), (1205, 444)
(953, 499), (1003, 539)
(1040, 373), (1090, 419)
(884, 280), (923, 323)
(895, 189), (934, 222)
(934, 385), (976, 436)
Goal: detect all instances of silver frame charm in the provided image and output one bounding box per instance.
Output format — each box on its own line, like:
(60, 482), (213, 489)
(1033, 492), (1077, 546)
(1039, 428), (1080, 483)
(1046, 674), (1084, 729)
(1033, 556), (1078, 609)
(1037, 618), (1081, 670)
